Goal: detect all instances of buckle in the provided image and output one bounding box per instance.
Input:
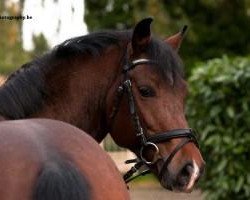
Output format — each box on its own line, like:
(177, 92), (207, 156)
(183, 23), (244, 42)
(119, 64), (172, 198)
(140, 142), (159, 165)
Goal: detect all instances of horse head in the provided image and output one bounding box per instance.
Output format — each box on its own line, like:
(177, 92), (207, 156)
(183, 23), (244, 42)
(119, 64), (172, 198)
(106, 18), (205, 192)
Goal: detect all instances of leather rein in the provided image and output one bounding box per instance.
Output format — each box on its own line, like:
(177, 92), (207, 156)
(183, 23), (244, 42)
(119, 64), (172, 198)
(109, 56), (199, 183)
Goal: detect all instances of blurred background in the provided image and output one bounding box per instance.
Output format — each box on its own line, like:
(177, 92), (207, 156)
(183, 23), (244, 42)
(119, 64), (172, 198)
(0, 0), (250, 199)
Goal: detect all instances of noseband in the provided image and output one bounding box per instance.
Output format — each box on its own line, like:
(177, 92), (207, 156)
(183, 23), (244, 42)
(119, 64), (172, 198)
(110, 57), (199, 183)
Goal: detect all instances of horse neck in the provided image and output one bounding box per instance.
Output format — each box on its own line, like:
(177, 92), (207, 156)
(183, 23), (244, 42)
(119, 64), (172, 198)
(34, 46), (125, 142)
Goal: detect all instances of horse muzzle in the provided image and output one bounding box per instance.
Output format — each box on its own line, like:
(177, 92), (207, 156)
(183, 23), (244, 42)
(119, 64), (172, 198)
(158, 159), (205, 192)
(139, 129), (205, 192)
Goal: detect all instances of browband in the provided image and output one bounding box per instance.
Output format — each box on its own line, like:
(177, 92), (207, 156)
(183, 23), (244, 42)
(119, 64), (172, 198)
(123, 59), (158, 73)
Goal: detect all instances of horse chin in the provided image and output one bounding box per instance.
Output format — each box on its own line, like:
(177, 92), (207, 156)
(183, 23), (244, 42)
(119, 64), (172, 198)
(159, 172), (194, 193)
(155, 162), (194, 193)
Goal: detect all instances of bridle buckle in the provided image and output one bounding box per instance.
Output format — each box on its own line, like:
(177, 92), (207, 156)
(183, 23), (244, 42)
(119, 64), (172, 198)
(140, 142), (159, 165)
(136, 127), (144, 137)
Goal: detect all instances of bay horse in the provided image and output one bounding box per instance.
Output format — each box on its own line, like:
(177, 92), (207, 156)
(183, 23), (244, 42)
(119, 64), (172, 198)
(0, 18), (205, 192)
(0, 119), (129, 200)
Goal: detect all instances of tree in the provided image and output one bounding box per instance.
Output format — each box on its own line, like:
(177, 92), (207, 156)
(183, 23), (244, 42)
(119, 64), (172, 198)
(0, 1), (30, 74)
(31, 33), (49, 57)
(0, 0), (50, 74)
(163, 0), (250, 65)
(84, 0), (134, 31)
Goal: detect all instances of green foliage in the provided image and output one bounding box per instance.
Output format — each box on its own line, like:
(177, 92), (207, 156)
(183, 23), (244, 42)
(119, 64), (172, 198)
(0, 42), (30, 75)
(187, 56), (250, 199)
(85, 0), (134, 31)
(0, 2), (50, 75)
(0, 2), (30, 75)
(164, 0), (250, 74)
(31, 33), (49, 57)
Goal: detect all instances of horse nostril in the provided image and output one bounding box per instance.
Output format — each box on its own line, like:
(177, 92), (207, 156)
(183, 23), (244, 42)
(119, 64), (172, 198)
(181, 163), (194, 177)
(177, 163), (194, 186)
(172, 162), (204, 192)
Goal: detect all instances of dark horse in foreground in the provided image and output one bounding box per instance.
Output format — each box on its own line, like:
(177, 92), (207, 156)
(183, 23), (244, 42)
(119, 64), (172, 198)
(0, 18), (205, 199)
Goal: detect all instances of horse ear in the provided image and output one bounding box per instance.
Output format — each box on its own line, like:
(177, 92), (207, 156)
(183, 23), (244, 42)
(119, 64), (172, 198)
(165, 25), (188, 51)
(131, 17), (153, 53)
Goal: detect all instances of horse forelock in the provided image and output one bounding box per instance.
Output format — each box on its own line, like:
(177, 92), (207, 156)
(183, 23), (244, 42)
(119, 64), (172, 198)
(145, 38), (184, 85)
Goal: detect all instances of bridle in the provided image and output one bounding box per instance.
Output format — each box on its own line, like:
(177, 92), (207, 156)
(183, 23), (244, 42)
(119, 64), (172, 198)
(109, 54), (199, 183)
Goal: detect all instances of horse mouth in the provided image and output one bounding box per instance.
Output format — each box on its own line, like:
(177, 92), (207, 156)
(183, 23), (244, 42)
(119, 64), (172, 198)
(151, 160), (198, 193)
(160, 173), (195, 193)
(158, 164), (203, 193)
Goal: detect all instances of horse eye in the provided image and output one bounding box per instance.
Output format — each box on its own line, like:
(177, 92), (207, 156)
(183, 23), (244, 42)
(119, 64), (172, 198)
(138, 86), (155, 97)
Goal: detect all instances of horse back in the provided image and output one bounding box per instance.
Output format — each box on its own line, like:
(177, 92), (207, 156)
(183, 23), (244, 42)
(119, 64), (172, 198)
(0, 119), (129, 200)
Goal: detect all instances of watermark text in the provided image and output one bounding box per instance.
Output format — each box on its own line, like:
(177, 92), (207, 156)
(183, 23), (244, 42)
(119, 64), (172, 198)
(0, 15), (33, 21)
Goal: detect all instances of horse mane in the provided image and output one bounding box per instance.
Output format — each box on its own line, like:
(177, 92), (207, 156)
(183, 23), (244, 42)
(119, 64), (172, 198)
(0, 61), (47, 119)
(0, 31), (128, 119)
(0, 30), (183, 119)
(54, 31), (130, 57)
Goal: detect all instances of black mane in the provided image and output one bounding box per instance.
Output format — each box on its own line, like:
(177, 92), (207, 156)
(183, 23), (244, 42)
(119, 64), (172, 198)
(0, 30), (183, 119)
(54, 31), (128, 57)
(0, 31), (126, 119)
(0, 61), (46, 119)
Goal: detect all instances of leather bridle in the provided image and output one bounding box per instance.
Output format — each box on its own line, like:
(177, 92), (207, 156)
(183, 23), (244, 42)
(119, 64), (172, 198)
(109, 55), (199, 183)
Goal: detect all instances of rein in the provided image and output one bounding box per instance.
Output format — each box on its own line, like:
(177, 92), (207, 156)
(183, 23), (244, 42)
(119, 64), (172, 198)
(110, 55), (199, 184)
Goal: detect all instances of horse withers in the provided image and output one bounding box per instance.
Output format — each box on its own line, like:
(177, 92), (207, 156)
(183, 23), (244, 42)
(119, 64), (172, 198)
(0, 18), (205, 192)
